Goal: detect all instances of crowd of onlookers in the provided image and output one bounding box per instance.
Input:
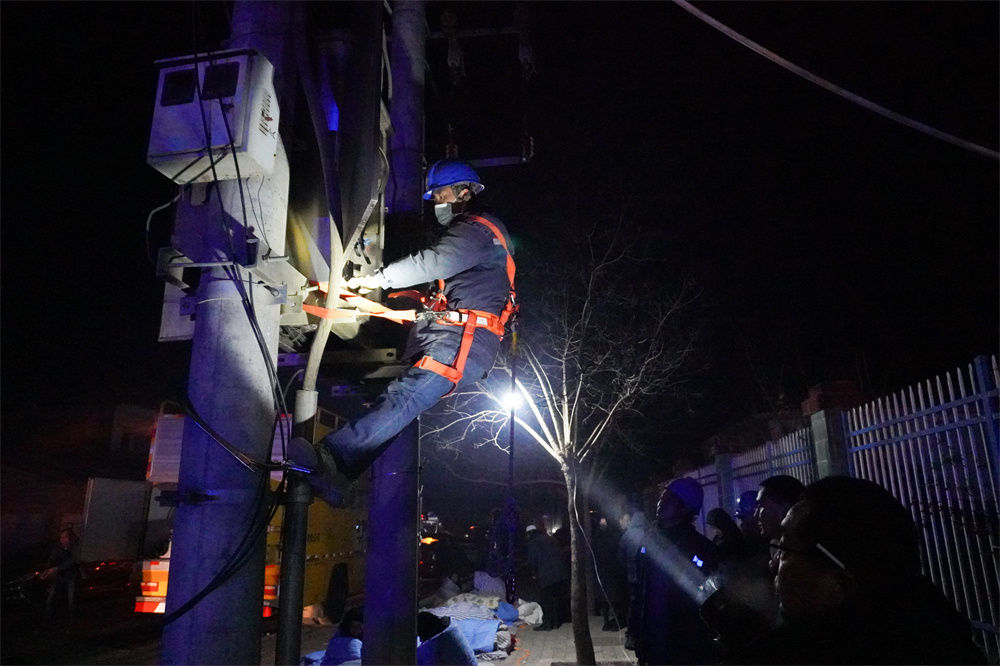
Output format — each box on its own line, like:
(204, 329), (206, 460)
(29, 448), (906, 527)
(318, 472), (989, 665)
(591, 474), (988, 665)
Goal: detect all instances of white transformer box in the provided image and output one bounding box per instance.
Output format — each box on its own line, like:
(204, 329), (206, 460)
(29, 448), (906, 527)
(147, 49), (279, 184)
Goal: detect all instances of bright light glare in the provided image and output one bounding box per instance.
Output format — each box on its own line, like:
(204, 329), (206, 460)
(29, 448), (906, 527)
(502, 390), (522, 410)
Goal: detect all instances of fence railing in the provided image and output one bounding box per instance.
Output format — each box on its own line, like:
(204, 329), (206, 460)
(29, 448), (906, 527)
(689, 354), (999, 659)
(731, 426), (817, 496)
(693, 426), (816, 529)
(844, 355), (999, 659)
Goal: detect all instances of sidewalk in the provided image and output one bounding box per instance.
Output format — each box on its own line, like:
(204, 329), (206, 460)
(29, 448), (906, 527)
(261, 613), (636, 665)
(1, 601), (633, 664)
(497, 614), (635, 666)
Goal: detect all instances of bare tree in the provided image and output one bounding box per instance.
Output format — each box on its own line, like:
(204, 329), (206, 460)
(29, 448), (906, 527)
(422, 215), (700, 664)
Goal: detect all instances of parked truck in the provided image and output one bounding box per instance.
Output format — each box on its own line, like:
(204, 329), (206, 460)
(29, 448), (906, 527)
(132, 409), (367, 620)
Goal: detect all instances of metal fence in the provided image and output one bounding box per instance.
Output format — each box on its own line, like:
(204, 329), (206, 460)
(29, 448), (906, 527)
(688, 355), (999, 658)
(730, 427), (817, 502)
(690, 464), (719, 535)
(844, 355), (999, 658)
(693, 426), (816, 530)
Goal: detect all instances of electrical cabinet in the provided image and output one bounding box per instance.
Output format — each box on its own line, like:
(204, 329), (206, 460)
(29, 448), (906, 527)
(147, 49), (278, 183)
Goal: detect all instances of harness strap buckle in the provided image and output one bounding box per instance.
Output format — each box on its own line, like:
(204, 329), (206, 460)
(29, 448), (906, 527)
(415, 314), (480, 396)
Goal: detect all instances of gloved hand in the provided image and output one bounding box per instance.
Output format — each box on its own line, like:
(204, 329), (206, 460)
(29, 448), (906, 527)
(345, 273), (385, 294)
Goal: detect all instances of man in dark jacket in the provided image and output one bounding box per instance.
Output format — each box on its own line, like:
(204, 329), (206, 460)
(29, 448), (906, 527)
(291, 161), (515, 498)
(524, 522), (570, 631)
(592, 515), (627, 631)
(618, 505), (650, 649)
(701, 479), (802, 657)
(41, 527), (80, 623)
(731, 476), (986, 665)
(634, 478), (720, 665)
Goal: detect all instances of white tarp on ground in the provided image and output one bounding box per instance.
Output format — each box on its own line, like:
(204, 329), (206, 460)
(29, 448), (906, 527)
(419, 576), (544, 662)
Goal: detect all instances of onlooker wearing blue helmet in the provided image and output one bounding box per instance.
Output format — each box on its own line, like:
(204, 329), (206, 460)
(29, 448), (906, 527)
(290, 160), (515, 502)
(700, 478), (802, 658)
(700, 489), (780, 660)
(735, 490), (759, 539)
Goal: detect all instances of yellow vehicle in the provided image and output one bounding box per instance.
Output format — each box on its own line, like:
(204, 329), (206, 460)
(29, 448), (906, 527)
(134, 410), (367, 619)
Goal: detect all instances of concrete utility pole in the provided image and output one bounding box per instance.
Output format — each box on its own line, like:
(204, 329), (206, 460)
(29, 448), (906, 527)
(161, 3), (294, 664)
(386, 0), (426, 215)
(362, 3), (425, 664)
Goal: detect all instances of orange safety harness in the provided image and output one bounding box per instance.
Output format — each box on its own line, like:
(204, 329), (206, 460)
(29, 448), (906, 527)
(302, 215), (517, 390)
(412, 215), (517, 388)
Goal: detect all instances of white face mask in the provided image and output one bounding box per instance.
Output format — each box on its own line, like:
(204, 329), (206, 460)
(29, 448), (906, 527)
(434, 203), (455, 226)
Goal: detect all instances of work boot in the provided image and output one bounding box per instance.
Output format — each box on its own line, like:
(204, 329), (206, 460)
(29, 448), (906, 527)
(287, 437), (350, 507)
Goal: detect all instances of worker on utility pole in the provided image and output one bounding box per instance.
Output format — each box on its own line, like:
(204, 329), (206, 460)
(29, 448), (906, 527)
(290, 160), (516, 501)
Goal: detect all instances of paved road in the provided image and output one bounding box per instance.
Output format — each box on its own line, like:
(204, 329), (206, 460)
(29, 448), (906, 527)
(1, 595), (162, 665)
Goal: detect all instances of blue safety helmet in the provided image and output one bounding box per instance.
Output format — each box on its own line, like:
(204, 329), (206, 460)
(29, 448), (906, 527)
(664, 477), (704, 515)
(423, 159), (485, 200)
(736, 490), (758, 520)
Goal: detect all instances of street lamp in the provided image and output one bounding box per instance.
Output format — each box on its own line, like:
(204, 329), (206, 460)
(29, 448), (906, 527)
(502, 390), (522, 411)
(503, 336), (519, 605)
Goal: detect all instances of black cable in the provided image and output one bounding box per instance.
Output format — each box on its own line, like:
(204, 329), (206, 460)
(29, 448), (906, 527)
(182, 395), (282, 472)
(186, 47), (288, 455)
(159, 395), (297, 627)
(672, 0), (999, 161)
(168, 151), (212, 184)
(270, 404), (290, 469)
(188, 53), (291, 440)
(214, 94), (293, 456)
(154, 10), (297, 630)
(246, 173), (265, 235)
(282, 369), (306, 411)
(174, 146), (232, 185)
(216, 98), (256, 279)
(161, 470), (277, 626)
(158, 51), (292, 627)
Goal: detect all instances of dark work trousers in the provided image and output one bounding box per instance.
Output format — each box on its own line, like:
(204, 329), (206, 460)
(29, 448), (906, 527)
(626, 581), (640, 645)
(45, 577), (75, 624)
(322, 322), (500, 474)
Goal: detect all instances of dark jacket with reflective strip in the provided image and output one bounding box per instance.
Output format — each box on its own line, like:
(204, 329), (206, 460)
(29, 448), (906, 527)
(635, 522), (721, 665)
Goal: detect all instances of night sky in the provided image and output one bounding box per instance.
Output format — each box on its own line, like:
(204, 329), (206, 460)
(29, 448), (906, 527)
(2, 3), (997, 488)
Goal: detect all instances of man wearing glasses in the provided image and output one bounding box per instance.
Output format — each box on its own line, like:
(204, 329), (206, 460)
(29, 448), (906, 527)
(699, 477), (802, 658)
(735, 476), (985, 664)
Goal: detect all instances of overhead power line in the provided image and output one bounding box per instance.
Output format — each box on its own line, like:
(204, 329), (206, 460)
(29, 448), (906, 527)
(672, 0), (999, 161)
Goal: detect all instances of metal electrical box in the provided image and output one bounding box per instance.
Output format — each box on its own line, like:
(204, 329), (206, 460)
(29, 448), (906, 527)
(147, 49), (279, 184)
